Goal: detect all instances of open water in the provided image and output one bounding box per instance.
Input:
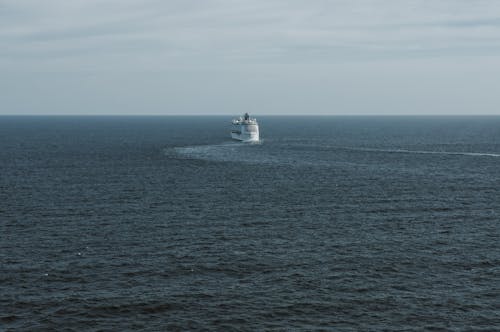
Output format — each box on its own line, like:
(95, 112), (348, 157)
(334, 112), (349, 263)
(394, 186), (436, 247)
(1, 116), (500, 331)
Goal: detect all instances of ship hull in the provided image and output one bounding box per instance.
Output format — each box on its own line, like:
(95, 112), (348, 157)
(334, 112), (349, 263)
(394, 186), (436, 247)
(231, 132), (259, 142)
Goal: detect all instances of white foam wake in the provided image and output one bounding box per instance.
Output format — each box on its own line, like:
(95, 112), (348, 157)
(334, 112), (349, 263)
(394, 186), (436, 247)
(170, 141), (267, 164)
(174, 142), (240, 155)
(338, 146), (500, 158)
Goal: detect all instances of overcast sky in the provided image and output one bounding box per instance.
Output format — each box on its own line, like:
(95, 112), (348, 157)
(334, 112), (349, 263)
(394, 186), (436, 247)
(1, 0), (500, 115)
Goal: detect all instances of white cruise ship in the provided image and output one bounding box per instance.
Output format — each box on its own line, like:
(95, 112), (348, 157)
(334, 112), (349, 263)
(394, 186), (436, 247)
(231, 113), (259, 142)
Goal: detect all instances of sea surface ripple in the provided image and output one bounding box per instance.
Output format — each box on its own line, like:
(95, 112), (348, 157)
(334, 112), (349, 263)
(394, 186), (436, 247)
(1, 116), (500, 331)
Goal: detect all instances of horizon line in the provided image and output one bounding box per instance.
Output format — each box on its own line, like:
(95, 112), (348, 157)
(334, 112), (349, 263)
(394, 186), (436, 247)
(1, 114), (500, 117)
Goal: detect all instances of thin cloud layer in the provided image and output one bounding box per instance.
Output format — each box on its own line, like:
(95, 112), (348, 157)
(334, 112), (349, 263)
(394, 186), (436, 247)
(1, 1), (500, 114)
(2, 0), (500, 70)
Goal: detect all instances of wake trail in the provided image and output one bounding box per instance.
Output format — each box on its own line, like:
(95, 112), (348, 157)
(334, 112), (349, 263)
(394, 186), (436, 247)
(337, 146), (500, 158)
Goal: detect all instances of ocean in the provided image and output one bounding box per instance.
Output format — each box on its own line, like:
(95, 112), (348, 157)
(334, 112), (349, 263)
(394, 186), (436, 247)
(1, 116), (499, 331)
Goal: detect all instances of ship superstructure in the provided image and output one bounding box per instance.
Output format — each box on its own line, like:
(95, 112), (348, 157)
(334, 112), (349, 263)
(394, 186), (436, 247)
(231, 113), (259, 142)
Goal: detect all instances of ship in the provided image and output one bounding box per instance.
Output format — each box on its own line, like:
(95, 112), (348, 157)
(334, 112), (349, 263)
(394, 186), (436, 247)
(231, 113), (259, 142)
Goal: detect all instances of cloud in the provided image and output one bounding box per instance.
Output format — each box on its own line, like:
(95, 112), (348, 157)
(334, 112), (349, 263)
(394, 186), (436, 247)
(1, 0), (500, 71)
(1, 0), (500, 115)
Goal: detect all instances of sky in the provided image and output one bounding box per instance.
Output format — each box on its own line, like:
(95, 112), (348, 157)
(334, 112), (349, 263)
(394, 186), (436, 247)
(1, 0), (500, 115)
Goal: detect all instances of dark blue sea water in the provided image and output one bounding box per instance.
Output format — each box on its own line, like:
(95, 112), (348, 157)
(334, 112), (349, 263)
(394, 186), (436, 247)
(1, 116), (500, 331)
